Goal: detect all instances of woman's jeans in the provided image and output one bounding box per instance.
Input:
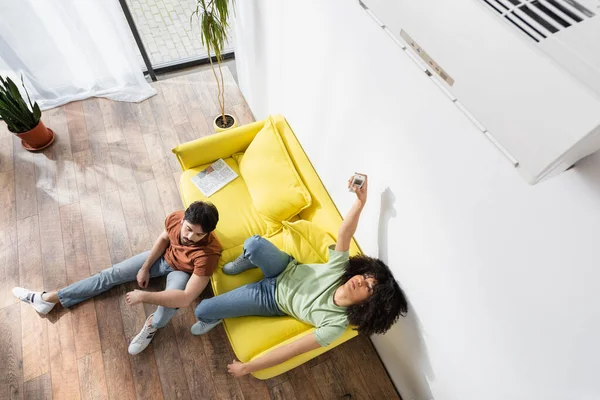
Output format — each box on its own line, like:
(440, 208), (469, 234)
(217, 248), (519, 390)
(194, 235), (293, 323)
(58, 251), (190, 328)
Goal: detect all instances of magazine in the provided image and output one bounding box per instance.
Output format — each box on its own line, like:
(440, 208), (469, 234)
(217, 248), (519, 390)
(190, 158), (238, 197)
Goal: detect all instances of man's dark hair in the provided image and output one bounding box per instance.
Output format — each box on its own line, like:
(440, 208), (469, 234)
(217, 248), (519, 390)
(339, 255), (408, 336)
(184, 201), (219, 233)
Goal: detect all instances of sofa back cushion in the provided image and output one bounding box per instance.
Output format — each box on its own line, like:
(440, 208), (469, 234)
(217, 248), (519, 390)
(236, 117), (312, 234)
(282, 220), (335, 264)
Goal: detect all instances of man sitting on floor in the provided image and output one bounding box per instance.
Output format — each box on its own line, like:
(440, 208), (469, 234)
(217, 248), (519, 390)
(126, 174), (408, 377)
(13, 201), (221, 355)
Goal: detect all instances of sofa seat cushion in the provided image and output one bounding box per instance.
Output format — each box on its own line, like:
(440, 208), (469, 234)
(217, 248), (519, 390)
(179, 157), (268, 251)
(235, 117), (312, 234)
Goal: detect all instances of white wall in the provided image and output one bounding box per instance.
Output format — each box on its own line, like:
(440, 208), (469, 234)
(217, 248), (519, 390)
(233, 2), (600, 400)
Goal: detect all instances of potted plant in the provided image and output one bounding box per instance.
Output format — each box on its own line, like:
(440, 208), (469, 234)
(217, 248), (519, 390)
(193, 0), (238, 132)
(0, 76), (55, 151)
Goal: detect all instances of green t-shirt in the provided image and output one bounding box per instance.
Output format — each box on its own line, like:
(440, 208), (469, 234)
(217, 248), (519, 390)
(275, 245), (349, 347)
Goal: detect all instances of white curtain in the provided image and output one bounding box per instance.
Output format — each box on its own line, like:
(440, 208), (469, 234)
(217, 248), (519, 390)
(0, 0), (155, 109)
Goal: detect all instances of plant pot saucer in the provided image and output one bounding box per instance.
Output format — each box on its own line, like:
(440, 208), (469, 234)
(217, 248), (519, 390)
(21, 128), (56, 152)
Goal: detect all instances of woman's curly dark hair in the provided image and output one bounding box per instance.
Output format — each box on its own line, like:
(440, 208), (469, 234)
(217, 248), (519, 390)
(339, 255), (407, 336)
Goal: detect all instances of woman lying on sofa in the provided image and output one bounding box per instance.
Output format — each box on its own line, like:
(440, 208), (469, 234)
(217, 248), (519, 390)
(127, 174), (408, 376)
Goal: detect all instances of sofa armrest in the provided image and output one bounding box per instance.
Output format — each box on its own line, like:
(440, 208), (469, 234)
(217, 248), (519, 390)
(171, 119), (266, 170)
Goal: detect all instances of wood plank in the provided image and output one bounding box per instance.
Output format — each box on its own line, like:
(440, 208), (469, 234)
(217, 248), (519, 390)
(345, 335), (401, 399)
(60, 203), (102, 359)
(78, 350), (109, 400)
(179, 76), (210, 138)
(328, 344), (371, 400)
(83, 99), (118, 194)
(15, 159), (37, 220)
(17, 215), (50, 381)
(137, 99), (169, 165)
(126, 329), (164, 400)
(98, 98), (125, 143)
(222, 66), (245, 108)
(190, 70), (219, 120)
(148, 90), (181, 173)
(151, 322), (193, 400)
(80, 192), (111, 275)
(101, 347), (136, 400)
(35, 147), (67, 292)
(152, 158), (183, 216)
(161, 81), (189, 126)
(73, 149), (99, 199)
(196, 82), (220, 124)
(94, 291), (136, 400)
(233, 103), (255, 126)
(0, 168), (16, 247)
(108, 140), (152, 255)
(0, 169), (19, 309)
(174, 122), (197, 144)
(0, 130), (14, 172)
(47, 107), (78, 207)
(270, 381), (298, 400)
(171, 307), (216, 400)
(139, 179), (167, 240)
(264, 372), (290, 390)
(0, 243), (19, 309)
(310, 359), (348, 400)
(100, 190), (132, 265)
(65, 100), (90, 152)
(237, 373), (271, 400)
(143, 130), (168, 166)
(47, 308), (82, 400)
(23, 373), (52, 400)
(201, 324), (244, 400)
(0, 303), (23, 400)
(117, 103), (153, 183)
(286, 364), (323, 400)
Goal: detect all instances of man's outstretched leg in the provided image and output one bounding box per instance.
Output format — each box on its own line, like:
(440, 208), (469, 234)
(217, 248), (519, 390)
(128, 270), (190, 355)
(13, 251), (171, 315)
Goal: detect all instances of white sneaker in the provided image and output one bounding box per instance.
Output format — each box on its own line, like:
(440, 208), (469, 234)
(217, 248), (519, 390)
(190, 319), (222, 336)
(12, 287), (56, 315)
(128, 314), (158, 355)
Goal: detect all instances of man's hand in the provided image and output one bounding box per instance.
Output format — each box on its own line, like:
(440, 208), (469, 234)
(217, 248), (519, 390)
(348, 173), (368, 204)
(227, 359), (249, 377)
(126, 290), (145, 306)
(137, 268), (150, 288)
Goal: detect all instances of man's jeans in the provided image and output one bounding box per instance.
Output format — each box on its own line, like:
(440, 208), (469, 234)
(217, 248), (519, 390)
(195, 235), (292, 323)
(58, 251), (190, 328)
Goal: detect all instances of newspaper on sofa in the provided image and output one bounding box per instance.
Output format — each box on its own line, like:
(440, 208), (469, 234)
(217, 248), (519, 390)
(190, 158), (238, 197)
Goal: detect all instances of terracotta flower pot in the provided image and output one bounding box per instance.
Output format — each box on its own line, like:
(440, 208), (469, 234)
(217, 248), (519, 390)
(16, 120), (55, 151)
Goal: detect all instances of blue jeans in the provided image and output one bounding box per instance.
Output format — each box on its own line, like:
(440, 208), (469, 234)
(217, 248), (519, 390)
(58, 251), (191, 328)
(194, 235), (293, 323)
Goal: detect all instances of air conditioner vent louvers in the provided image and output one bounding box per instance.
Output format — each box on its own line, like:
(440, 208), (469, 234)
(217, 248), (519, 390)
(481, 0), (596, 42)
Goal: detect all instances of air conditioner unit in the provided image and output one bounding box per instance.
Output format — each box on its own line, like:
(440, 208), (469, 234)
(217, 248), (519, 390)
(361, 0), (600, 184)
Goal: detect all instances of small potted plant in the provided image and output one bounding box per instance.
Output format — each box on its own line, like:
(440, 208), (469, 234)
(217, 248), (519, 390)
(0, 76), (55, 151)
(193, 0), (238, 132)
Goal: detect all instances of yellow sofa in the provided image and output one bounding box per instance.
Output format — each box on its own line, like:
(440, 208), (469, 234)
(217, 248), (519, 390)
(171, 115), (361, 379)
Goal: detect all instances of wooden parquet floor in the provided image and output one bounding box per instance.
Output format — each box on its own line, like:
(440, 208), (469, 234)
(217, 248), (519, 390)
(0, 67), (400, 400)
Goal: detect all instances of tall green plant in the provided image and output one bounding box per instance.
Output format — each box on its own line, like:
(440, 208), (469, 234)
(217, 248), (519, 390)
(192, 0), (234, 126)
(0, 76), (41, 133)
